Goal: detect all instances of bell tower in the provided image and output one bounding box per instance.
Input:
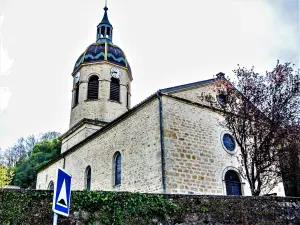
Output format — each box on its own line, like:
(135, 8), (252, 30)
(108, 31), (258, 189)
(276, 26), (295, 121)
(69, 5), (133, 129)
(61, 5), (132, 153)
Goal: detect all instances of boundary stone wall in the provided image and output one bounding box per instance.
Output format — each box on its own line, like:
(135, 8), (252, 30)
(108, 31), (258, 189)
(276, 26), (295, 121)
(1, 189), (300, 225)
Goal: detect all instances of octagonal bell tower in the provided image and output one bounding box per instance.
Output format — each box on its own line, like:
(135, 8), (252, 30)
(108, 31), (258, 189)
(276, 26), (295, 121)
(69, 6), (133, 128)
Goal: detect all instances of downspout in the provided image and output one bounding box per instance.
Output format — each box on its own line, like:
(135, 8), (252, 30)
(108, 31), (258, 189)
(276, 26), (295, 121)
(157, 91), (166, 193)
(63, 156), (66, 169)
(61, 140), (66, 169)
(58, 135), (68, 169)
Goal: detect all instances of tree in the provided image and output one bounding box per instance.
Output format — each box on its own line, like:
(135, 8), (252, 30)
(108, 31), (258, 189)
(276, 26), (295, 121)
(209, 61), (300, 196)
(39, 131), (61, 141)
(0, 148), (5, 166)
(3, 147), (17, 167)
(0, 165), (14, 188)
(25, 134), (38, 156)
(1, 132), (60, 167)
(13, 138), (61, 189)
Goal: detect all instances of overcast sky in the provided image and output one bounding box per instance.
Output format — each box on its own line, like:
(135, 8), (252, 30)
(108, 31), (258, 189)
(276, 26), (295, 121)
(0, 0), (299, 150)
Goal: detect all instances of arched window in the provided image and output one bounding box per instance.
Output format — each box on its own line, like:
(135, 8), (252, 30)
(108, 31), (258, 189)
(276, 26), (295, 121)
(110, 77), (120, 102)
(217, 93), (226, 105)
(74, 85), (79, 105)
(114, 152), (121, 185)
(48, 181), (54, 190)
(85, 166), (91, 190)
(101, 27), (105, 38)
(225, 170), (242, 196)
(87, 76), (99, 100)
(106, 27), (111, 38)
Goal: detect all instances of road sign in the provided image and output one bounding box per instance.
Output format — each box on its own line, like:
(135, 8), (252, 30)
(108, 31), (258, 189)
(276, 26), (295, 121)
(52, 168), (72, 217)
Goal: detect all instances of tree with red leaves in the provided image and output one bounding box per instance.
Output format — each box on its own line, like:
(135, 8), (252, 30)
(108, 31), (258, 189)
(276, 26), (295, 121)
(212, 61), (300, 196)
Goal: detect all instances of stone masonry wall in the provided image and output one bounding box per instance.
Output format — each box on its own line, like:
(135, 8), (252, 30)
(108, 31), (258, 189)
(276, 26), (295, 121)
(162, 83), (285, 196)
(162, 95), (250, 195)
(61, 123), (102, 153)
(37, 98), (163, 193)
(171, 83), (214, 106)
(36, 159), (64, 190)
(1, 190), (300, 225)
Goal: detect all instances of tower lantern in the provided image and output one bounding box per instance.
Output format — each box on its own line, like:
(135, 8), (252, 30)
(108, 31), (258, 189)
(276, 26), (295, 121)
(96, 6), (113, 43)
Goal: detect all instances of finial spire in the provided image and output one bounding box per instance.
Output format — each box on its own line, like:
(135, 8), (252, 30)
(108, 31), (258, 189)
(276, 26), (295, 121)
(96, 1), (113, 43)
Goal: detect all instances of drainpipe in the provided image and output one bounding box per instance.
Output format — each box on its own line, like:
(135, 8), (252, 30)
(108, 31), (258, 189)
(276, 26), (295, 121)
(157, 91), (166, 193)
(63, 156), (66, 169)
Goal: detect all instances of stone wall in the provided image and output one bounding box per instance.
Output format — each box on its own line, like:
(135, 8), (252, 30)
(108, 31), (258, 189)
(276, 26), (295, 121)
(162, 94), (285, 196)
(1, 190), (300, 225)
(162, 85), (285, 196)
(61, 123), (102, 153)
(37, 98), (163, 193)
(36, 158), (64, 190)
(162, 95), (251, 195)
(170, 83), (215, 105)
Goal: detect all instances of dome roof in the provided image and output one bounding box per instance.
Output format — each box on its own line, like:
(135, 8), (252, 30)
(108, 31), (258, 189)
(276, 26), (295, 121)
(73, 42), (131, 74)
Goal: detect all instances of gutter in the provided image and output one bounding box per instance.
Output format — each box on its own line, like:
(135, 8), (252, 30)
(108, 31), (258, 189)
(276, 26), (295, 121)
(157, 91), (166, 193)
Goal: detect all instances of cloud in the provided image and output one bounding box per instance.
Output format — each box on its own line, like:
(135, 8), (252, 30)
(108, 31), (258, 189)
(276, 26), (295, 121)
(0, 14), (14, 76)
(0, 87), (11, 114)
(0, 14), (13, 115)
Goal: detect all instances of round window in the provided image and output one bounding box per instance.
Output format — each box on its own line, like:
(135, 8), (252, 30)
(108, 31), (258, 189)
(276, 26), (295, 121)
(222, 133), (235, 152)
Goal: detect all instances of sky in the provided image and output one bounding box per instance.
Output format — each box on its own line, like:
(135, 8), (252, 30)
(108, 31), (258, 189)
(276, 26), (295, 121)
(0, 0), (299, 150)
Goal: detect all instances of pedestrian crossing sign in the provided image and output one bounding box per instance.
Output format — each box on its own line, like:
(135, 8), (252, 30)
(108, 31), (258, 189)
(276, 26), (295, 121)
(52, 168), (72, 217)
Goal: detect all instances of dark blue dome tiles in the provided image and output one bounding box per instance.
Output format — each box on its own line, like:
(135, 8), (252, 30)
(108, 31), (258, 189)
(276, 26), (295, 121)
(107, 45), (126, 66)
(84, 44), (105, 63)
(73, 43), (129, 73)
(74, 53), (84, 71)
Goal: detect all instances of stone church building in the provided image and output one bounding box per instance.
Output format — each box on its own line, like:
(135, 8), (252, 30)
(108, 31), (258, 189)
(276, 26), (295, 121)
(36, 6), (285, 196)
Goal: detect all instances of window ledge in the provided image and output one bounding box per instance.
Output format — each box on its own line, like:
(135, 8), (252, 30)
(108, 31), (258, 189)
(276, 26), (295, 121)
(109, 99), (122, 104)
(113, 184), (121, 190)
(85, 99), (99, 102)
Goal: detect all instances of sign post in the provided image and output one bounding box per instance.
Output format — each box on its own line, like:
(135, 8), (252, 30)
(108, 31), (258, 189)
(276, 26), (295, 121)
(53, 213), (58, 225)
(52, 168), (72, 224)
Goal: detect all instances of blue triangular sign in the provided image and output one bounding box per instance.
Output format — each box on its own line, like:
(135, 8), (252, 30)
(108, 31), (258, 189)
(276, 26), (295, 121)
(52, 168), (72, 217)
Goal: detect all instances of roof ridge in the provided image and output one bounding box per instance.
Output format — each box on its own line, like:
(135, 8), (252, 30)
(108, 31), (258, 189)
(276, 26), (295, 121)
(159, 78), (216, 93)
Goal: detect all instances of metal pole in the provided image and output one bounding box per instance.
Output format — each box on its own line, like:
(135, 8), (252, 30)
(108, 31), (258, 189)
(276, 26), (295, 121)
(53, 213), (58, 225)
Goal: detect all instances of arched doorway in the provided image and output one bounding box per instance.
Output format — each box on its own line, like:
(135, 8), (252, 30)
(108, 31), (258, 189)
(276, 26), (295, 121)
(225, 170), (242, 196)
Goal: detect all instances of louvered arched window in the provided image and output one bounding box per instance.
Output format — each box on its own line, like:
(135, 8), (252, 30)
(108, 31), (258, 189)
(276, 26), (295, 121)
(87, 76), (99, 100)
(114, 152), (121, 185)
(110, 77), (120, 102)
(85, 166), (91, 190)
(74, 85), (79, 105)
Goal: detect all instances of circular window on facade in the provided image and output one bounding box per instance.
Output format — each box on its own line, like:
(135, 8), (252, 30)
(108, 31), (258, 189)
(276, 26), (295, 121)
(222, 133), (236, 152)
(217, 93), (226, 105)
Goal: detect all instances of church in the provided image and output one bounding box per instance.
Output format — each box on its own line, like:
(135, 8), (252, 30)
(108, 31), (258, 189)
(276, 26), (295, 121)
(36, 6), (285, 196)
